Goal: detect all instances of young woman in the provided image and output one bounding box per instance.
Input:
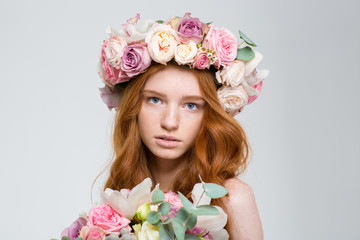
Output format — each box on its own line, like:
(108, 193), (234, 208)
(97, 13), (268, 240)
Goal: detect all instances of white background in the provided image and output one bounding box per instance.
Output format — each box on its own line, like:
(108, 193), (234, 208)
(1, 0), (359, 239)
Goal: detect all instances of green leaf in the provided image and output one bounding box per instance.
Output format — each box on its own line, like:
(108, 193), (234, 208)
(203, 183), (228, 199)
(192, 205), (219, 216)
(206, 22), (213, 25)
(147, 211), (161, 224)
(160, 224), (175, 239)
(156, 20), (164, 24)
(61, 237), (72, 240)
(152, 189), (165, 205)
(75, 238), (84, 240)
(238, 30), (257, 47)
(236, 47), (255, 61)
(173, 218), (187, 240)
(178, 192), (196, 213)
(185, 233), (201, 240)
(163, 217), (174, 224)
(159, 202), (171, 216)
(176, 207), (197, 229)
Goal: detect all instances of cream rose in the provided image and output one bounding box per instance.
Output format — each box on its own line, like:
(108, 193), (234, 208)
(215, 60), (246, 87)
(105, 36), (127, 69)
(217, 85), (249, 114)
(174, 40), (197, 65)
(145, 23), (179, 64)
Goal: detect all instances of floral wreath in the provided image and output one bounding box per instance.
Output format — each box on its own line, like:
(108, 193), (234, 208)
(98, 13), (269, 116)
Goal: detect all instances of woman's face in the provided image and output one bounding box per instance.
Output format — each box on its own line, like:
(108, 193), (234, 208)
(138, 66), (205, 162)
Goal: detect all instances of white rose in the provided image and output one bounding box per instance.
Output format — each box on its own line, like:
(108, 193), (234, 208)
(105, 36), (127, 69)
(145, 23), (179, 64)
(215, 60), (246, 87)
(134, 221), (160, 240)
(217, 85), (249, 114)
(174, 40), (197, 65)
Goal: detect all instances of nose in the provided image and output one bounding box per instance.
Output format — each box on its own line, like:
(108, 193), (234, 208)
(160, 103), (179, 131)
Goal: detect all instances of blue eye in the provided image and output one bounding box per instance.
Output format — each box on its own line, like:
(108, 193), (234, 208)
(149, 97), (161, 104)
(185, 103), (198, 110)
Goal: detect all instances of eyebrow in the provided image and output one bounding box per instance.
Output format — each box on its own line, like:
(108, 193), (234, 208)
(142, 90), (204, 101)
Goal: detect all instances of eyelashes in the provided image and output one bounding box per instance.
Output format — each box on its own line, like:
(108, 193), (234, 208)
(146, 97), (201, 111)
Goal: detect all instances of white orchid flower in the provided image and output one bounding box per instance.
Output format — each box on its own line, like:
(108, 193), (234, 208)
(190, 183), (229, 240)
(101, 178), (153, 219)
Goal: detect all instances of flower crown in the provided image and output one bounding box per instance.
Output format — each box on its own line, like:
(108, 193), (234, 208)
(98, 13), (269, 116)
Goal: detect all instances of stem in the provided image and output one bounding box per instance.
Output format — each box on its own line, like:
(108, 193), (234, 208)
(196, 190), (206, 208)
(238, 40), (245, 47)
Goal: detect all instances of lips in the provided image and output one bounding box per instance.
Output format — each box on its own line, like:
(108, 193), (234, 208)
(155, 135), (181, 148)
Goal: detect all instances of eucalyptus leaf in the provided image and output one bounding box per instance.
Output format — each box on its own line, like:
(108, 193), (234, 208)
(61, 237), (72, 240)
(236, 47), (255, 61)
(159, 202), (171, 216)
(147, 211), (161, 224)
(152, 189), (165, 204)
(163, 217), (174, 224)
(206, 22), (213, 25)
(178, 192), (196, 213)
(160, 224), (175, 239)
(238, 30), (257, 47)
(203, 183), (228, 199)
(156, 20), (164, 24)
(176, 207), (197, 229)
(192, 205), (219, 216)
(75, 238), (84, 240)
(185, 233), (201, 240)
(173, 218), (187, 240)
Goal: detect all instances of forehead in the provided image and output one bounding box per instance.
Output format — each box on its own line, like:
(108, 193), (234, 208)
(143, 66), (202, 96)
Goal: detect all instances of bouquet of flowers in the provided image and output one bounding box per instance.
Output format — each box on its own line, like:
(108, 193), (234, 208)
(57, 177), (229, 240)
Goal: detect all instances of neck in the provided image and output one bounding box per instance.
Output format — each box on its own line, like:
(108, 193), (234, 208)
(148, 154), (186, 192)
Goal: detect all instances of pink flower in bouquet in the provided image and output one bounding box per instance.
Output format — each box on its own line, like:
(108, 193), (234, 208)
(79, 226), (106, 240)
(164, 191), (183, 218)
(87, 205), (131, 234)
(192, 50), (210, 69)
(176, 12), (206, 44)
(120, 43), (151, 79)
(202, 24), (237, 67)
(61, 217), (87, 240)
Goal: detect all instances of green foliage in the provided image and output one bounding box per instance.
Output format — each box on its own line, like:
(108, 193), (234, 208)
(238, 30), (257, 47)
(172, 218), (187, 240)
(61, 237), (72, 240)
(203, 183), (228, 199)
(152, 189), (165, 205)
(160, 224), (175, 239)
(159, 202), (171, 216)
(156, 20), (164, 24)
(147, 211), (161, 224)
(185, 233), (201, 240)
(237, 46), (255, 61)
(176, 207), (197, 229)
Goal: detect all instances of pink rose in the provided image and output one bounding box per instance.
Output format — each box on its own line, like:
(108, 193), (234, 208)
(192, 50), (210, 69)
(119, 43), (151, 80)
(87, 205), (131, 234)
(202, 24), (238, 67)
(176, 12), (206, 44)
(79, 226), (106, 240)
(99, 39), (122, 86)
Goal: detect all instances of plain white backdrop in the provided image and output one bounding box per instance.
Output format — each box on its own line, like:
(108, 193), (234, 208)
(1, 0), (359, 239)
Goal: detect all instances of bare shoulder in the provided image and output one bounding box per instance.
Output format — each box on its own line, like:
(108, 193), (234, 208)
(222, 178), (264, 240)
(223, 178), (255, 203)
